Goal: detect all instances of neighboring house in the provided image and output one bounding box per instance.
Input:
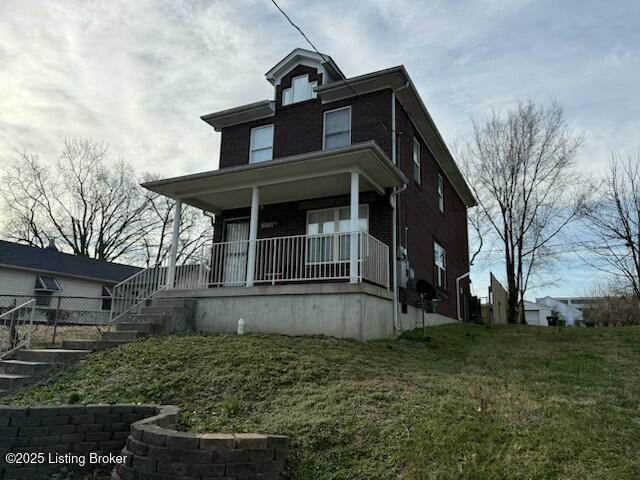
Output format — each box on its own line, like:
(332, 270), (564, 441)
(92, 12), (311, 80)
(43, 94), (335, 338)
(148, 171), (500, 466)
(536, 296), (605, 317)
(0, 239), (141, 322)
(486, 273), (509, 325)
(140, 48), (476, 339)
(534, 296), (583, 326)
(523, 300), (553, 327)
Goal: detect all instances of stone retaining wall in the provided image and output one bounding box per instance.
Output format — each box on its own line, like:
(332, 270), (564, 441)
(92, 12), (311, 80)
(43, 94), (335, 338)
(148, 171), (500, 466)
(114, 404), (288, 480)
(0, 404), (289, 480)
(0, 404), (156, 479)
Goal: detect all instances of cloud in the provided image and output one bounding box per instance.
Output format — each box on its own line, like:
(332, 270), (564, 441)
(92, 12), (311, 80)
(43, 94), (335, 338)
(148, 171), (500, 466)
(1, 0), (638, 296)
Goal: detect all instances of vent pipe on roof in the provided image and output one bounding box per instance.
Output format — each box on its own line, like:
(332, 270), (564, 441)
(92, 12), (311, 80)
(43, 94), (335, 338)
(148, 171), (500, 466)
(45, 238), (58, 252)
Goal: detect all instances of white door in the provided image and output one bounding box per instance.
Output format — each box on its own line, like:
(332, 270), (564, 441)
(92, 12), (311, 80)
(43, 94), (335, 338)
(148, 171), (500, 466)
(223, 221), (249, 286)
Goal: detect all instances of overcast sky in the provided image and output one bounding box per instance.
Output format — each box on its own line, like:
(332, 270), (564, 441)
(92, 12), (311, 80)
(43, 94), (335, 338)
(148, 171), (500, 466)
(1, 0), (638, 298)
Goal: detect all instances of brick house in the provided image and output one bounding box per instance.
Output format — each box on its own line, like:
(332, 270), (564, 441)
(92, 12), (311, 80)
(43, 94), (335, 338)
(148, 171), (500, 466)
(137, 48), (476, 339)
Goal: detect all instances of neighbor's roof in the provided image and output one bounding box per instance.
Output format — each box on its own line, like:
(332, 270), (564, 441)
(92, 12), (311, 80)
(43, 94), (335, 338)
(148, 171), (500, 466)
(0, 240), (141, 284)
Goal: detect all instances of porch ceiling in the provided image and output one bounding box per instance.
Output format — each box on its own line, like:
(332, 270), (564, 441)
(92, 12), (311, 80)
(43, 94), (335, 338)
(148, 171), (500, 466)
(142, 142), (407, 213)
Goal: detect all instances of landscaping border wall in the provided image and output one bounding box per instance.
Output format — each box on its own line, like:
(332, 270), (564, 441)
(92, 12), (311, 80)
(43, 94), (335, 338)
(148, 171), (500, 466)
(0, 404), (289, 480)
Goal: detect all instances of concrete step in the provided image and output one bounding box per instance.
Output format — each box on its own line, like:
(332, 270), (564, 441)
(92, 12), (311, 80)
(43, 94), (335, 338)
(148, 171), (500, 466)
(150, 297), (187, 308)
(139, 305), (185, 316)
(101, 330), (148, 342)
(15, 349), (91, 364)
(60, 339), (129, 351)
(0, 373), (32, 390)
(0, 360), (53, 376)
(115, 322), (161, 334)
(128, 313), (167, 323)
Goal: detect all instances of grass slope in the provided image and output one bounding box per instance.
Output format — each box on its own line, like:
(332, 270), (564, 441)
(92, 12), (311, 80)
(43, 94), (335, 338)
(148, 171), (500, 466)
(4, 324), (640, 480)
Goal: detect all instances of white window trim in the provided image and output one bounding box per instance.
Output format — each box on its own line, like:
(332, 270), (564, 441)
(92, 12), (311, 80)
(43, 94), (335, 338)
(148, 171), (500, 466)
(438, 173), (445, 212)
(434, 241), (446, 289)
(322, 106), (352, 150)
(305, 204), (368, 265)
(413, 137), (421, 185)
(249, 124), (274, 164)
(282, 74), (318, 106)
(35, 275), (61, 292)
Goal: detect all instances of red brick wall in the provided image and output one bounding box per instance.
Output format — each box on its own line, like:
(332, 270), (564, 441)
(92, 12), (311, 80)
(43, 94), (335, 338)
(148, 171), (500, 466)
(394, 99), (470, 318)
(218, 66), (393, 169)
(213, 67), (470, 320)
(214, 193), (391, 248)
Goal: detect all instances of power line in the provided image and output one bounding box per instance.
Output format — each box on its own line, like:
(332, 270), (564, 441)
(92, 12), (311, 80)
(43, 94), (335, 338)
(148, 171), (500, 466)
(269, 0), (394, 137)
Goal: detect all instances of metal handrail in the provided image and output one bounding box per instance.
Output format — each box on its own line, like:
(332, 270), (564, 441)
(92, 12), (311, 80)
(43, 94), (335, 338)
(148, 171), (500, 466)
(0, 299), (36, 358)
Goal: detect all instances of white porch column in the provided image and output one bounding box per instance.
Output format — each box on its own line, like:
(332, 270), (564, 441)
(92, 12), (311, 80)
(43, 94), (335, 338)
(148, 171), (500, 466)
(166, 198), (182, 288)
(246, 186), (260, 287)
(349, 171), (360, 283)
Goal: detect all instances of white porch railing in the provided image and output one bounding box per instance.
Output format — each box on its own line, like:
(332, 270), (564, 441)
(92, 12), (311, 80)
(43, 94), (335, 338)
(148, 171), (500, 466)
(206, 231), (389, 288)
(0, 299), (36, 358)
(109, 258), (210, 323)
(109, 232), (389, 322)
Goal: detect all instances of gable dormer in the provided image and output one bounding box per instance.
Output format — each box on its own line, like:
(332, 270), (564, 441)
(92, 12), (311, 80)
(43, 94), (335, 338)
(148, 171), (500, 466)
(265, 48), (345, 108)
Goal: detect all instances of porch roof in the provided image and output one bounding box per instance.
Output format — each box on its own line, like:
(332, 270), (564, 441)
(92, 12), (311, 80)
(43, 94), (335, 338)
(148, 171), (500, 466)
(142, 142), (407, 213)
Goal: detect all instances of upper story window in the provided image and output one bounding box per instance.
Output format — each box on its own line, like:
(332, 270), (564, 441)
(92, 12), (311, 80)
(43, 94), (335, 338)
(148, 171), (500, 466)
(249, 124), (274, 163)
(323, 107), (351, 150)
(434, 241), (446, 289)
(282, 74), (318, 105)
(413, 138), (421, 185)
(438, 173), (445, 212)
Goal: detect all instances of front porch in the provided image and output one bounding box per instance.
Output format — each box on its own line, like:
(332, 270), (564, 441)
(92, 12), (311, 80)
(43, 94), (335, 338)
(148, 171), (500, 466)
(144, 142), (406, 292)
(111, 143), (407, 338)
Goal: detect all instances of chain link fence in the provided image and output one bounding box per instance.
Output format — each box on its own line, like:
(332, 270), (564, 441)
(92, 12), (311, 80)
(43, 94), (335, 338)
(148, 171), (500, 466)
(0, 295), (114, 347)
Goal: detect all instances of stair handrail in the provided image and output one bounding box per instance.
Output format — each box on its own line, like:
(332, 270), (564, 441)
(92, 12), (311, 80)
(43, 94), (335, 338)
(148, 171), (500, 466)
(0, 298), (36, 358)
(109, 261), (168, 323)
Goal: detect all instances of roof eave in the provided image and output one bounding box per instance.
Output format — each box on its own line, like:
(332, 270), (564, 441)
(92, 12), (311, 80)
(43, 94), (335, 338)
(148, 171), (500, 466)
(317, 68), (477, 208)
(200, 100), (275, 131)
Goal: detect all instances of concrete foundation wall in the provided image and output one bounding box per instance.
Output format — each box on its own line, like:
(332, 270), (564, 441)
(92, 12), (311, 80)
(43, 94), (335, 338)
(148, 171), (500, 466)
(157, 283), (394, 341)
(398, 303), (458, 332)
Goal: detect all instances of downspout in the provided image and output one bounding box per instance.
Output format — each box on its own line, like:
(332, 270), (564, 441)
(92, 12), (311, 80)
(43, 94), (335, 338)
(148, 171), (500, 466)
(456, 271), (470, 322)
(390, 86), (408, 333)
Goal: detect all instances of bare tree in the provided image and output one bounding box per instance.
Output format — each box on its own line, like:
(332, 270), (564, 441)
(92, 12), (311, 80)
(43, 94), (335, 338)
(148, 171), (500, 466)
(139, 175), (213, 268)
(580, 155), (640, 300)
(1, 139), (152, 262)
(461, 100), (584, 323)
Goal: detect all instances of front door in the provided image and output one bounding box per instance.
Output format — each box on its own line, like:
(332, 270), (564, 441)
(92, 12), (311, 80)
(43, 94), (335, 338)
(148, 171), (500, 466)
(223, 220), (250, 286)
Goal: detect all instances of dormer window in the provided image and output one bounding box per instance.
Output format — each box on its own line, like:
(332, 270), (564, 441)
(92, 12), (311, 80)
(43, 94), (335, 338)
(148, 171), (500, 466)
(282, 74), (318, 106)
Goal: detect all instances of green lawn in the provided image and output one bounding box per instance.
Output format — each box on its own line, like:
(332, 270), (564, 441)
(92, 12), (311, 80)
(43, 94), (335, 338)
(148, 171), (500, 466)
(5, 324), (640, 480)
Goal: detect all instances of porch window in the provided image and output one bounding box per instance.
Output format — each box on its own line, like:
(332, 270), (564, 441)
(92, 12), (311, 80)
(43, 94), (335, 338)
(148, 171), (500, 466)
(413, 138), (421, 185)
(249, 125), (274, 163)
(306, 205), (368, 263)
(282, 74), (318, 105)
(438, 173), (444, 212)
(323, 107), (351, 150)
(434, 241), (446, 289)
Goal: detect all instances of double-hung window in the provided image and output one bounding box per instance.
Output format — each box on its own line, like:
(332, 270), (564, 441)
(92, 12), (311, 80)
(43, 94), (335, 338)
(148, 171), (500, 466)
(438, 173), (445, 212)
(249, 125), (274, 163)
(282, 74), (318, 105)
(323, 107), (351, 150)
(434, 242), (446, 289)
(413, 138), (421, 185)
(306, 205), (368, 263)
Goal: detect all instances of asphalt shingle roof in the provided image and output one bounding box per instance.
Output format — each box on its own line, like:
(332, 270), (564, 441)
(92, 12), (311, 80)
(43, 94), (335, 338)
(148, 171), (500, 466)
(0, 240), (141, 284)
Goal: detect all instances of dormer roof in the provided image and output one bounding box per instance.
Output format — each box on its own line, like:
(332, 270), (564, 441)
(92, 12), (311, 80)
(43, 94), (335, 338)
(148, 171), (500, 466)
(264, 48), (345, 86)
